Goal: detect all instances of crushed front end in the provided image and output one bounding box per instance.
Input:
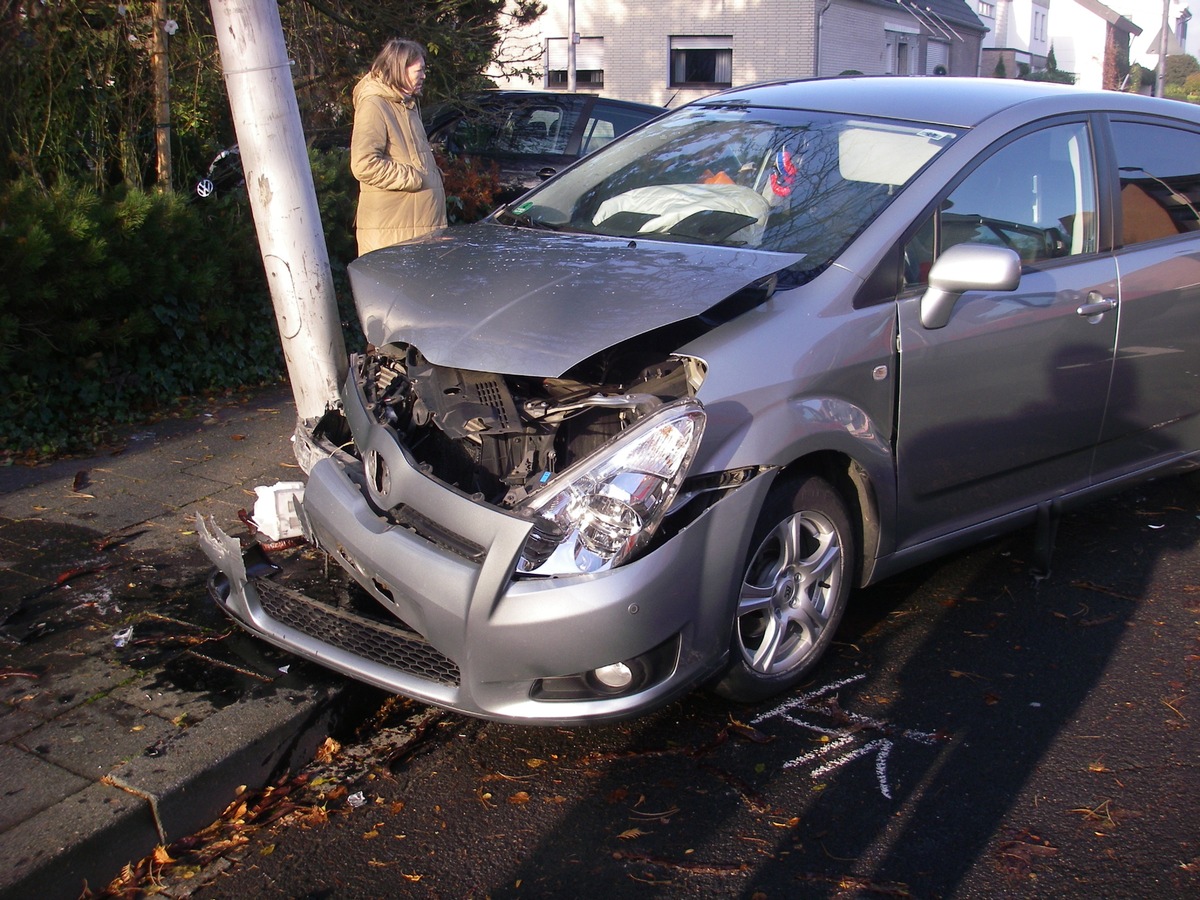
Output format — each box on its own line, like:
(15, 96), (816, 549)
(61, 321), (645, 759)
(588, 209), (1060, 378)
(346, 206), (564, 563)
(200, 344), (768, 724)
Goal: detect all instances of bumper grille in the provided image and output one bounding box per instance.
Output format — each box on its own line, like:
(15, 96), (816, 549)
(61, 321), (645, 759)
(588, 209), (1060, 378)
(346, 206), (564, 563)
(253, 577), (461, 686)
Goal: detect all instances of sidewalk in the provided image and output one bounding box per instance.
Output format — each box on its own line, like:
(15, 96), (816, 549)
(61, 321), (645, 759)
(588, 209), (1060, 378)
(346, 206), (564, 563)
(0, 385), (357, 899)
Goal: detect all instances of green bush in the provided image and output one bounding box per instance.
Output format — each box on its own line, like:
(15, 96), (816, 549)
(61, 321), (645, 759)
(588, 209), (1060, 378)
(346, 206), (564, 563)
(1165, 54), (1200, 88)
(0, 144), (488, 459)
(0, 177), (284, 457)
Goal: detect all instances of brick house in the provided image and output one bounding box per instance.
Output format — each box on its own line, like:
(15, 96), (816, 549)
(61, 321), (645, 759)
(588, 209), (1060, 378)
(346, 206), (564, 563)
(489, 0), (988, 108)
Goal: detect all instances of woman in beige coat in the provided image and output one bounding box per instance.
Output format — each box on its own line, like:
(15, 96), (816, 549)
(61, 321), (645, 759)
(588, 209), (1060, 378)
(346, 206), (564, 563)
(350, 39), (447, 256)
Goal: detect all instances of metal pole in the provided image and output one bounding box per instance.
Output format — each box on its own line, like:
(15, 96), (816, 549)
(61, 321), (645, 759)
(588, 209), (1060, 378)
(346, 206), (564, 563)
(568, 0), (577, 92)
(1158, 0), (1170, 97)
(208, 0), (347, 424)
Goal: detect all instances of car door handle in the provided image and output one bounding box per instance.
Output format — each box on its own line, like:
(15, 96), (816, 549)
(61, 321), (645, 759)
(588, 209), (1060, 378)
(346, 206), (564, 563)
(1076, 293), (1117, 317)
(536, 167), (557, 181)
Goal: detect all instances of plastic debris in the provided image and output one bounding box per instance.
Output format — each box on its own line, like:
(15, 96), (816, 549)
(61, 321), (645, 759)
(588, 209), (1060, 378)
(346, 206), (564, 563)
(251, 482), (306, 541)
(347, 791), (367, 808)
(278, 665), (290, 675)
(113, 625), (134, 648)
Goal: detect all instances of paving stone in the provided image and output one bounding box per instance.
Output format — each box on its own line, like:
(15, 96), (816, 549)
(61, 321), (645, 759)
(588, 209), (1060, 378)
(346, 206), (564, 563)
(0, 744), (90, 835)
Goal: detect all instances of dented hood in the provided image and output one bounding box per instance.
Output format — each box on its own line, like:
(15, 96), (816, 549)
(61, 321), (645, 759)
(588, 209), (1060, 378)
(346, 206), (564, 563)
(347, 223), (805, 377)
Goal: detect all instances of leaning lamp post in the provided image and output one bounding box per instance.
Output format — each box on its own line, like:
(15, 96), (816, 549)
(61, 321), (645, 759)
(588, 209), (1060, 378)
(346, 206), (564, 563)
(207, 0), (348, 431)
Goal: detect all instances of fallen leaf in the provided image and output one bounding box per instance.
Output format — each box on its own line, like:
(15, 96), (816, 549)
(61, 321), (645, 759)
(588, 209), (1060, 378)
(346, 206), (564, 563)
(727, 717), (774, 743)
(151, 845), (175, 865)
(618, 828), (649, 840)
(509, 791), (530, 805)
(315, 737), (341, 764)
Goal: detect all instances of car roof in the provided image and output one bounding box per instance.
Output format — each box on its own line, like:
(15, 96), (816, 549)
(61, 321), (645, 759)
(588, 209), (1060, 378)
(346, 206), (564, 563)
(694, 75), (1200, 130)
(490, 89), (664, 112)
(436, 90), (663, 114)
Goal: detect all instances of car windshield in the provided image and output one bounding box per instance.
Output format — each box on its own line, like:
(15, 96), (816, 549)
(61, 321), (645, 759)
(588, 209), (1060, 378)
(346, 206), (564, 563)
(498, 104), (959, 268)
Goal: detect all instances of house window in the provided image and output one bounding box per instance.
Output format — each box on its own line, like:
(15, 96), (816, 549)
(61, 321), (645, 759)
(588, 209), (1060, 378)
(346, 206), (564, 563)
(548, 69), (604, 88)
(546, 37), (605, 90)
(670, 36), (733, 88)
(977, 1), (995, 17)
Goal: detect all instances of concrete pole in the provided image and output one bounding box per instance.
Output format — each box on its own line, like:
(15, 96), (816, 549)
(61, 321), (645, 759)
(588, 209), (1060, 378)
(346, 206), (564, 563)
(208, 0), (347, 422)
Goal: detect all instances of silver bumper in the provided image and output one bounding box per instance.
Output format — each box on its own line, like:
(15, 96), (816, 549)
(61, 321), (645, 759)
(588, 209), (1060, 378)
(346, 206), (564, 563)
(199, 375), (771, 724)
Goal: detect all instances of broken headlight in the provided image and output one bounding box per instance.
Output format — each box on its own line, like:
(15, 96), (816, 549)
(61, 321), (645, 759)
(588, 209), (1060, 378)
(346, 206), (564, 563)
(514, 399), (706, 576)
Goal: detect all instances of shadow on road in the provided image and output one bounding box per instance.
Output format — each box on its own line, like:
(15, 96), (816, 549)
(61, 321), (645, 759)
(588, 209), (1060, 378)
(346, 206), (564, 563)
(485, 476), (1198, 897)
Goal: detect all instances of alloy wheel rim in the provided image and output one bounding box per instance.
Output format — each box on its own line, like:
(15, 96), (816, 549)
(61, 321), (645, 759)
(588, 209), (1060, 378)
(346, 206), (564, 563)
(735, 509), (842, 675)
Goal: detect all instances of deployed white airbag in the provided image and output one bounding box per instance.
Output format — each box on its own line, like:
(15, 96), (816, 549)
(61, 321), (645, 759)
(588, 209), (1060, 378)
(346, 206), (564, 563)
(593, 183), (771, 244)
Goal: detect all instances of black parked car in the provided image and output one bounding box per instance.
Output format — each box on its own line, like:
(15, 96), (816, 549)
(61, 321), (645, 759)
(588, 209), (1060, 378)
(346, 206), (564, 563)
(197, 91), (663, 206)
(424, 90), (664, 204)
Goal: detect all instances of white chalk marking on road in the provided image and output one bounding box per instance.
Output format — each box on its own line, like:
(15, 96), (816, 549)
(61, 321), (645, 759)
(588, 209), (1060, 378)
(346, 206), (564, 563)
(753, 673), (941, 799)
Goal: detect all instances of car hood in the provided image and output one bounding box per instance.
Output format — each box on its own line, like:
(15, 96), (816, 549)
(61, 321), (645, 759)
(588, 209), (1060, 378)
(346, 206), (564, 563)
(347, 223), (805, 377)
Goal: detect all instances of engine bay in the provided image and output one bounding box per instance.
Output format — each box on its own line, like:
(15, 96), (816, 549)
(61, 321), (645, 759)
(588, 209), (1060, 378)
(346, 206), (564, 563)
(352, 344), (704, 509)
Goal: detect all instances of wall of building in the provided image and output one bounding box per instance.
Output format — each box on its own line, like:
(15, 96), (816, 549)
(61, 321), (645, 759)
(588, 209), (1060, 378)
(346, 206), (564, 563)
(489, 0), (823, 107)
(487, 0), (983, 106)
(820, 3), (890, 74)
(1048, 3), (1112, 88)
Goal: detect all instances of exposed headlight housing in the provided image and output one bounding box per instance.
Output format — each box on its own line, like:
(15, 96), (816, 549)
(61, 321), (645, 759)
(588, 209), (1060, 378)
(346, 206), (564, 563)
(515, 399), (706, 576)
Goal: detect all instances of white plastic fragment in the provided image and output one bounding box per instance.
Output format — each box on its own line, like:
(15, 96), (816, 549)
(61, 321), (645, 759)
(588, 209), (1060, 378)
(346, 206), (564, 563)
(113, 625), (134, 648)
(347, 791), (366, 808)
(251, 481), (306, 541)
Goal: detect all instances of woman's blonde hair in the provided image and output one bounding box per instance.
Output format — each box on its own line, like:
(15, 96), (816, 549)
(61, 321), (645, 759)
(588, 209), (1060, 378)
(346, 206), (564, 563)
(370, 38), (426, 94)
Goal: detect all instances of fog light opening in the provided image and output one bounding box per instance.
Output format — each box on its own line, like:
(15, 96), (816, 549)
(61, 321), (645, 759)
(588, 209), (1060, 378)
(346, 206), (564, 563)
(592, 661), (634, 690)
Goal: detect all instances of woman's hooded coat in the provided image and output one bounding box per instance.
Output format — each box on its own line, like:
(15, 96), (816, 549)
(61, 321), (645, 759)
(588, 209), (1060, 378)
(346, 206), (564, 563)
(350, 73), (447, 255)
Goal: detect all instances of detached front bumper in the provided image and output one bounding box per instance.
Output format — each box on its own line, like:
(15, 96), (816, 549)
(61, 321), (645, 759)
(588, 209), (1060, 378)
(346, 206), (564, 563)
(199, 376), (770, 725)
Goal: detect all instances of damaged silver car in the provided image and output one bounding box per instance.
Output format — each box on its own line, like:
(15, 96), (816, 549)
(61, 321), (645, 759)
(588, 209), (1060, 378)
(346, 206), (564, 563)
(201, 77), (1200, 724)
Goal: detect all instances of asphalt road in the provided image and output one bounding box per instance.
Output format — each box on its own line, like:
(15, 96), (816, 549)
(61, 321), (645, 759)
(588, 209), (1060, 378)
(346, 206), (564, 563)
(136, 476), (1198, 899)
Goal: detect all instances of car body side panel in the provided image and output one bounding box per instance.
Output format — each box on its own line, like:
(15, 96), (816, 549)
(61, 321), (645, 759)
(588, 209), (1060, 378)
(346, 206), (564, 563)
(682, 268), (900, 569)
(1098, 242), (1200, 476)
(893, 256), (1119, 550)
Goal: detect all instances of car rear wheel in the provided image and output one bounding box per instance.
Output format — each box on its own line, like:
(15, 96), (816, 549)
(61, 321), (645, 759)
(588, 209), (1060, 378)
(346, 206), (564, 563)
(714, 474), (854, 702)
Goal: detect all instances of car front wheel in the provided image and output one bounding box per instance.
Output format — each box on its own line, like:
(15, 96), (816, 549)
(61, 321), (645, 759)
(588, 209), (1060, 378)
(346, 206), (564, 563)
(714, 473), (854, 702)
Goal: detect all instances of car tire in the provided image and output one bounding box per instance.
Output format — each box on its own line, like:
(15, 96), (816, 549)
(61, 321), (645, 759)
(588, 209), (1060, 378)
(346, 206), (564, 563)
(714, 473), (854, 702)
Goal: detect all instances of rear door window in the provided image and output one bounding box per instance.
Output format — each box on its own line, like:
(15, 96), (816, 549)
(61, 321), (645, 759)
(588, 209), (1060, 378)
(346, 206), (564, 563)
(580, 101), (657, 155)
(1110, 120), (1200, 246)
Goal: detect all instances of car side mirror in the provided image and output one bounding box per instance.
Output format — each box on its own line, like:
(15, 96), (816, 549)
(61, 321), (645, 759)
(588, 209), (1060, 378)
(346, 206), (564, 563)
(919, 243), (1022, 329)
